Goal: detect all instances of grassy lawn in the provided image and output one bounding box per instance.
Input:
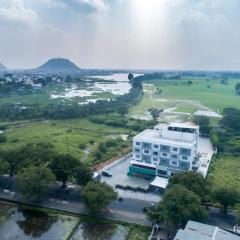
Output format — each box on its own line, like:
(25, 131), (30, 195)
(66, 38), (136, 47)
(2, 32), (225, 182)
(130, 77), (240, 119)
(149, 78), (240, 112)
(0, 118), (130, 162)
(208, 156), (240, 193)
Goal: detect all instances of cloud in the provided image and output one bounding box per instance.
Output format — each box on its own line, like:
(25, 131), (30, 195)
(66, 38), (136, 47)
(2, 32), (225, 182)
(0, 0), (39, 25)
(43, 0), (109, 14)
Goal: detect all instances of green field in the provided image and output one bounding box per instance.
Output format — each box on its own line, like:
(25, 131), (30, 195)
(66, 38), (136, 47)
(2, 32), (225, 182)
(0, 83), (115, 106)
(130, 77), (240, 119)
(0, 118), (130, 162)
(209, 156), (240, 193)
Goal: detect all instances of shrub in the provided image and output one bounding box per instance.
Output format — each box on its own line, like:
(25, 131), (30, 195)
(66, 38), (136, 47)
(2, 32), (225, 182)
(0, 134), (6, 143)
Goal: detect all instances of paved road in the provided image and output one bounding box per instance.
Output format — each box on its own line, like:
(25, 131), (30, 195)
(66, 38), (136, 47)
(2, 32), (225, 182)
(0, 176), (152, 226)
(0, 176), (237, 231)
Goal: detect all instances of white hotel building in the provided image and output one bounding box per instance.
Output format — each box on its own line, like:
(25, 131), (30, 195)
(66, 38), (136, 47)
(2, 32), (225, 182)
(128, 122), (202, 179)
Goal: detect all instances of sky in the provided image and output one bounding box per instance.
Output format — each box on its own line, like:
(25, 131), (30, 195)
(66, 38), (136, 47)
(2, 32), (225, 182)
(0, 0), (240, 70)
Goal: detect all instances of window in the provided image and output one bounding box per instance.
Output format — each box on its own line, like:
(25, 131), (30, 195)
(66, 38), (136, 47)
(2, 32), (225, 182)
(144, 149), (149, 154)
(180, 148), (191, 156)
(157, 169), (167, 176)
(181, 162), (187, 167)
(135, 148), (140, 153)
(153, 151), (158, 155)
(162, 152), (168, 157)
(171, 154), (177, 159)
(142, 154), (151, 163)
(161, 145), (170, 152)
(142, 142), (152, 149)
(153, 157), (158, 162)
(135, 155), (140, 158)
(172, 147), (178, 152)
(170, 160), (178, 166)
(153, 144), (159, 148)
(135, 142), (140, 146)
(182, 156), (188, 160)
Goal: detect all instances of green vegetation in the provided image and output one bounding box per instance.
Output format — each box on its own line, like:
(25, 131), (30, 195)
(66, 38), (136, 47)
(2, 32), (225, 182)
(92, 138), (129, 165)
(212, 108), (240, 155)
(209, 156), (240, 193)
(148, 107), (163, 122)
(149, 78), (240, 112)
(130, 77), (240, 120)
(16, 165), (55, 201)
(168, 171), (211, 203)
(81, 182), (118, 213)
(148, 184), (208, 227)
(213, 187), (240, 213)
(126, 225), (150, 240)
(0, 118), (130, 161)
(49, 154), (92, 188)
(0, 77), (143, 121)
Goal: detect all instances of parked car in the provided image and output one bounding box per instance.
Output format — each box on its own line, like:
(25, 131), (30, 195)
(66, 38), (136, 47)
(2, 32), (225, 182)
(143, 207), (148, 212)
(101, 171), (112, 177)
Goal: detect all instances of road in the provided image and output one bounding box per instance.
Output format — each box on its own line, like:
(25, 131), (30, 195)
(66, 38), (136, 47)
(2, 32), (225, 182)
(0, 176), (152, 226)
(0, 176), (237, 231)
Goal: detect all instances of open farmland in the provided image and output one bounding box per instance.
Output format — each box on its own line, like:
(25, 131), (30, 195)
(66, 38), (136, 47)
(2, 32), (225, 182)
(129, 77), (240, 121)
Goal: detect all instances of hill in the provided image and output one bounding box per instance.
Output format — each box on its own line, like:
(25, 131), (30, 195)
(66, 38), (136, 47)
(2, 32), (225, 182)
(37, 58), (80, 72)
(0, 62), (7, 71)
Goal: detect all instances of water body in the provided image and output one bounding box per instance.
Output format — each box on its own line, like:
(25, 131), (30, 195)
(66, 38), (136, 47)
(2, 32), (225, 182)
(70, 222), (129, 240)
(50, 73), (142, 100)
(0, 209), (78, 240)
(0, 208), (130, 240)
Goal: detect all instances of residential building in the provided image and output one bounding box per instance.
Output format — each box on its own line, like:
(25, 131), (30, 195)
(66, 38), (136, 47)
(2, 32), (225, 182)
(174, 220), (240, 240)
(128, 122), (200, 179)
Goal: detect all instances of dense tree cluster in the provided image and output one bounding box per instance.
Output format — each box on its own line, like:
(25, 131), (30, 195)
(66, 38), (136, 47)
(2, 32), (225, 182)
(148, 171), (240, 226)
(193, 116), (211, 136)
(235, 83), (240, 95)
(148, 184), (208, 227)
(0, 142), (93, 201)
(212, 108), (240, 155)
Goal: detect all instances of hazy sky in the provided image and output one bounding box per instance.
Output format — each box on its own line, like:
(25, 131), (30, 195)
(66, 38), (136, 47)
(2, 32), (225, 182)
(0, 0), (240, 70)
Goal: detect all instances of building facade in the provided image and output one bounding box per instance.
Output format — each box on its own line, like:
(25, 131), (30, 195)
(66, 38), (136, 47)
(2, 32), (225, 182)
(128, 122), (200, 179)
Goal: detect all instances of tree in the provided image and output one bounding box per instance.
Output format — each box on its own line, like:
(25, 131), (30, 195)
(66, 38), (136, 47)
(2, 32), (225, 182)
(213, 187), (239, 213)
(49, 154), (80, 188)
(235, 204), (240, 225)
(81, 182), (118, 213)
(0, 158), (9, 174)
(193, 116), (211, 135)
(16, 165), (55, 201)
(18, 142), (56, 166)
(0, 134), (6, 143)
(210, 130), (219, 148)
(75, 163), (93, 186)
(128, 73), (134, 81)
(235, 83), (240, 95)
(118, 106), (128, 116)
(148, 185), (208, 227)
(168, 171), (211, 203)
(155, 88), (163, 95)
(148, 108), (163, 122)
(1, 149), (22, 176)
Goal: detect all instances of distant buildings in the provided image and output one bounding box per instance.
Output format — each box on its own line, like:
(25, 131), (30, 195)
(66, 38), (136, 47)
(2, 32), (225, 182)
(128, 122), (214, 192)
(174, 220), (240, 240)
